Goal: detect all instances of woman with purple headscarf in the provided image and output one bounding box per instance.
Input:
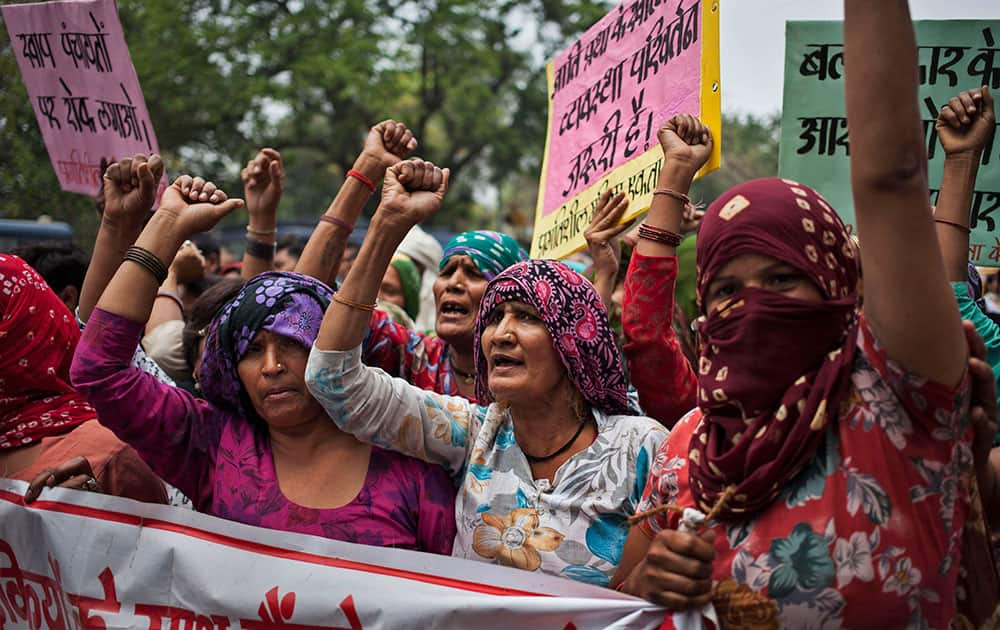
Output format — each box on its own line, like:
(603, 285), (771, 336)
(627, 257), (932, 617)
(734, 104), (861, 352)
(70, 168), (456, 553)
(306, 159), (666, 586)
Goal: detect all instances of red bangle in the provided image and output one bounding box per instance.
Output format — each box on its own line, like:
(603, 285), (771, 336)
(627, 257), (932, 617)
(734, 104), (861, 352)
(638, 223), (683, 247)
(320, 215), (354, 232)
(347, 169), (376, 193)
(652, 188), (692, 205)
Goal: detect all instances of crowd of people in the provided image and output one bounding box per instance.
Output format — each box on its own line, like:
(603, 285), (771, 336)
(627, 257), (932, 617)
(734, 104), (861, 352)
(3, 1), (999, 627)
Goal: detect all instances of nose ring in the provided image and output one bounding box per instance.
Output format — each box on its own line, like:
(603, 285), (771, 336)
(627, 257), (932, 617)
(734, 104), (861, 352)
(503, 333), (513, 341)
(276, 362), (284, 370)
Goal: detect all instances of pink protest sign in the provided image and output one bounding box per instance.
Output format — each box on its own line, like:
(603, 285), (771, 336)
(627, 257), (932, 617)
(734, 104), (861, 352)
(532, 0), (720, 259)
(2, 0), (161, 196)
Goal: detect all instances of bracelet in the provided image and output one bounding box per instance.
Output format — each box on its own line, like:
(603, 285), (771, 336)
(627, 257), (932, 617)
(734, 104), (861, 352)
(246, 226), (277, 236)
(933, 218), (971, 234)
(123, 246), (169, 285)
(638, 222), (683, 247)
(155, 291), (185, 315)
(652, 188), (692, 205)
(320, 215), (355, 232)
(332, 292), (376, 312)
(347, 169), (376, 193)
(244, 236), (277, 260)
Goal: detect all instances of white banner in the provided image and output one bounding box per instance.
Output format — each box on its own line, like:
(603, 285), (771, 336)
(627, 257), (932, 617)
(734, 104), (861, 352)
(0, 479), (669, 629)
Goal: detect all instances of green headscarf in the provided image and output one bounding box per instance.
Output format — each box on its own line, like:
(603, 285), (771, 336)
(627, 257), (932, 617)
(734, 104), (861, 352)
(390, 255), (421, 320)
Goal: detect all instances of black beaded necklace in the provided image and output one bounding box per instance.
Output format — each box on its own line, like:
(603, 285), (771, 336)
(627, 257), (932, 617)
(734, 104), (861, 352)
(522, 419), (588, 464)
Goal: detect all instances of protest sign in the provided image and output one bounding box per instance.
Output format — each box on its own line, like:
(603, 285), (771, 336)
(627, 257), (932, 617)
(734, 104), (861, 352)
(0, 479), (684, 629)
(2, 0), (161, 197)
(531, 0), (722, 260)
(779, 20), (1000, 265)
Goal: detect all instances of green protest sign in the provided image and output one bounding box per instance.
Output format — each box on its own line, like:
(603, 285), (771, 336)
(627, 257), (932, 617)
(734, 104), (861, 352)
(779, 20), (1000, 264)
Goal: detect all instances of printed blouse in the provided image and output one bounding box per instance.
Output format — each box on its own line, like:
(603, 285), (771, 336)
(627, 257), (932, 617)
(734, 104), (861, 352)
(306, 345), (667, 586)
(635, 320), (973, 629)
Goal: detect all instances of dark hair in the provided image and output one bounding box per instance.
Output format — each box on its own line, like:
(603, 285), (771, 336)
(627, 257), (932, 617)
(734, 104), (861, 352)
(182, 277), (245, 372)
(10, 241), (89, 293)
(191, 232), (221, 259)
(276, 234), (305, 258)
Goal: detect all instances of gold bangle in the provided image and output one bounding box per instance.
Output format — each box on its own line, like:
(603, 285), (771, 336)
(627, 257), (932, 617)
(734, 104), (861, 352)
(333, 292), (376, 312)
(246, 226), (277, 236)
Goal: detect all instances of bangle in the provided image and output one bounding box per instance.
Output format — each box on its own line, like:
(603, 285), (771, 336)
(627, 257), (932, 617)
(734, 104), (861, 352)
(653, 188), (692, 205)
(246, 226), (277, 236)
(347, 169), (376, 193)
(638, 223), (683, 247)
(155, 291), (185, 315)
(933, 218), (971, 234)
(245, 236), (276, 260)
(123, 246), (169, 285)
(320, 215), (354, 232)
(332, 292), (376, 312)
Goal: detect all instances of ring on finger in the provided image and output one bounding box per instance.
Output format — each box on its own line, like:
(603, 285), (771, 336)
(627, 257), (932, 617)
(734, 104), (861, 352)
(83, 477), (99, 492)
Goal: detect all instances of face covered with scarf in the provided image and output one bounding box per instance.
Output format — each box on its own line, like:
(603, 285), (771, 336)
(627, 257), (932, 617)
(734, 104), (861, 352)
(199, 272), (333, 428)
(472, 259), (630, 416)
(689, 178), (861, 520)
(434, 231), (529, 345)
(0, 254), (95, 449)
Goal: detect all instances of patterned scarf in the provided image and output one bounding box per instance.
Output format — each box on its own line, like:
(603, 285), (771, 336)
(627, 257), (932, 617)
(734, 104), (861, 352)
(199, 272), (333, 424)
(440, 231), (529, 281)
(473, 259), (630, 416)
(688, 178), (861, 520)
(0, 254), (94, 449)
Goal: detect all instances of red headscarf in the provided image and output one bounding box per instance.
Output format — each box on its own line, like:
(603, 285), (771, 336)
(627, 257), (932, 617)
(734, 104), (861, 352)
(0, 254), (94, 449)
(688, 178), (860, 520)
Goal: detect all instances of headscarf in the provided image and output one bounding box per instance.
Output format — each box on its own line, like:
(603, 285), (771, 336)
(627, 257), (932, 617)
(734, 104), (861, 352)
(440, 231), (529, 281)
(199, 272), (333, 424)
(0, 254), (94, 449)
(967, 262), (988, 313)
(397, 225), (443, 332)
(389, 255), (421, 320)
(689, 178), (861, 520)
(472, 259), (630, 416)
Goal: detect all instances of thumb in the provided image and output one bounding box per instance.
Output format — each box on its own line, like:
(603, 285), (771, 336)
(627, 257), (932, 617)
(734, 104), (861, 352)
(148, 154), (165, 181)
(214, 198), (245, 218)
(137, 162), (155, 202)
(981, 85), (995, 119)
(438, 168), (451, 196)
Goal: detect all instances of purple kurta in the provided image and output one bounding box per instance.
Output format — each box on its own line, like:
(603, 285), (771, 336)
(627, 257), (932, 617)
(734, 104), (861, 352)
(70, 308), (457, 554)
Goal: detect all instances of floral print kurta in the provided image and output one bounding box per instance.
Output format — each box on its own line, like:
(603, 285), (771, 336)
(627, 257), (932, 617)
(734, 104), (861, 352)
(635, 321), (973, 629)
(306, 345), (667, 585)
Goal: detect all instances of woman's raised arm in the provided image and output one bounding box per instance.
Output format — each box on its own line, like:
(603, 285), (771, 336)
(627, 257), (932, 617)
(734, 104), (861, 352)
(844, 0), (965, 385)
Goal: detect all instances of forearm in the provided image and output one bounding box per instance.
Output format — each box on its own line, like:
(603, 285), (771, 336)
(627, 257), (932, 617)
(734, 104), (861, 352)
(315, 213), (411, 352)
(78, 218), (143, 322)
(844, 0), (926, 192)
(635, 167), (691, 257)
(145, 272), (183, 334)
(592, 265), (617, 311)
(242, 207), (278, 279)
(936, 152), (982, 281)
(305, 345), (470, 476)
(623, 253), (697, 427)
(844, 0), (965, 386)
(96, 215), (185, 325)
(295, 154), (384, 285)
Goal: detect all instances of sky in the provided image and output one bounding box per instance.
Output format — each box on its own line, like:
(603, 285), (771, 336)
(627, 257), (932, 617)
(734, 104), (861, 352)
(720, 0), (998, 116)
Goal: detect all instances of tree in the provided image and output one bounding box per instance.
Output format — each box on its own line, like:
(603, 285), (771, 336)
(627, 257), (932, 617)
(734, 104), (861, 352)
(1, 0), (614, 248)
